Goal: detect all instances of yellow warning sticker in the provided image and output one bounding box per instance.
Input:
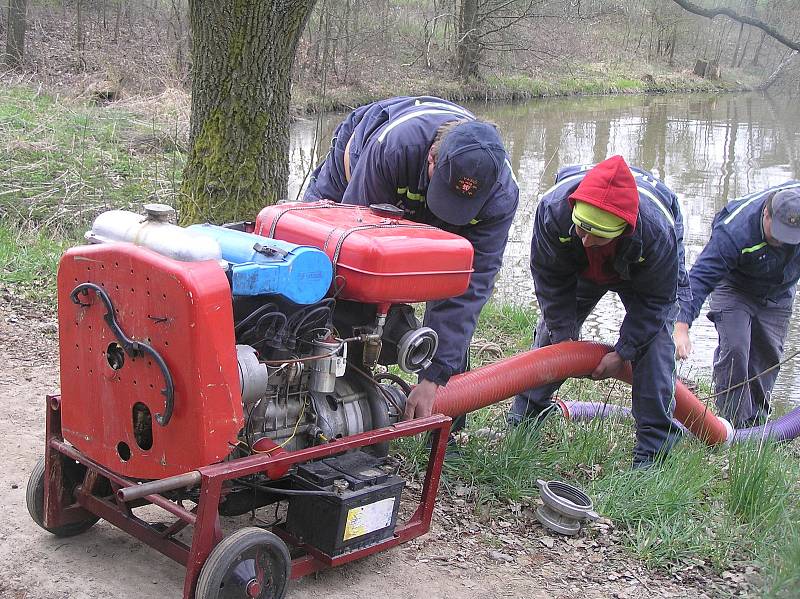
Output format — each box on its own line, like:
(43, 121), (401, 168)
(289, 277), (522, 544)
(343, 497), (396, 541)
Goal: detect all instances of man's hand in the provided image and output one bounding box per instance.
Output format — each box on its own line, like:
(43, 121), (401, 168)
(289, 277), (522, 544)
(591, 350), (625, 380)
(674, 322), (692, 360)
(403, 379), (440, 421)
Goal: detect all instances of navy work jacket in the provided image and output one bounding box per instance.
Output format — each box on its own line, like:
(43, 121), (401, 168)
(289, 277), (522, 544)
(532, 164), (687, 363)
(305, 97), (519, 386)
(679, 181), (800, 325)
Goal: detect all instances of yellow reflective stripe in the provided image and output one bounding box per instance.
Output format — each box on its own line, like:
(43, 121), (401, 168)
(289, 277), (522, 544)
(741, 242), (767, 254)
(396, 187), (425, 202)
(638, 257), (645, 263)
(469, 218), (480, 225)
(558, 236), (571, 243)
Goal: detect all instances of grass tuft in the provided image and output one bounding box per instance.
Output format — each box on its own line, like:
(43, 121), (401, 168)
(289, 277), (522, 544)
(727, 440), (793, 526)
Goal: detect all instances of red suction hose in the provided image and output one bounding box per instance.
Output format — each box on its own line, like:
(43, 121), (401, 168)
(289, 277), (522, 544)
(430, 341), (731, 445)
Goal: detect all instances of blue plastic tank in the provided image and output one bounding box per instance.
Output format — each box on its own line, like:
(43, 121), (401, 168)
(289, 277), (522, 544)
(188, 224), (333, 305)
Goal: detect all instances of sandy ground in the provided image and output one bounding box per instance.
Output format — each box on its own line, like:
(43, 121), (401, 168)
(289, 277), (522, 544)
(0, 297), (728, 599)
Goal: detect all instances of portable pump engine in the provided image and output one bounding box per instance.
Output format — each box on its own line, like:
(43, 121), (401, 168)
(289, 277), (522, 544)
(57, 202), (473, 526)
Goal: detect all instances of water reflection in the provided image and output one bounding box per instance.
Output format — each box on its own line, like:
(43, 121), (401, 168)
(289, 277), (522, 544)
(288, 93), (800, 410)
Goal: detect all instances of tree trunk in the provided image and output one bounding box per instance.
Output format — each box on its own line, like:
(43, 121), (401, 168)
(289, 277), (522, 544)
(180, 0), (317, 225)
(169, 0), (186, 79)
(456, 0), (479, 81)
(758, 50), (798, 91)
(5, 0), (28, 67)
(77, 0), (85, 52)
(730, 21), (743, 67)
(114, 0), (122, 42)
(737, 25), (751, 68)
(750, 30), (766, 66)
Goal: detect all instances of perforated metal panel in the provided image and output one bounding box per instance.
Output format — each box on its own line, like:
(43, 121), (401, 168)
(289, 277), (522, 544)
(57, 243), (243, 478)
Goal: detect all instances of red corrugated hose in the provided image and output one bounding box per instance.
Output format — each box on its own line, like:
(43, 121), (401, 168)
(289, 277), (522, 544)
(431, 341), (731, 445)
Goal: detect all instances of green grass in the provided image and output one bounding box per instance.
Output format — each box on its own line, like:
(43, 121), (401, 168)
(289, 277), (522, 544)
(0, 85), (186, 303)
(0, 85), (185, 238)
(396, 402), (800, 594)
(0, 224), (73, 301)
(727, 441), (794, 526)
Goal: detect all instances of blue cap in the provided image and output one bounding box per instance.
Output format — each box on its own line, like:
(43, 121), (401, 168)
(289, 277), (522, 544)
(427, 121), (506, 226)
(771, 188), (800, 245)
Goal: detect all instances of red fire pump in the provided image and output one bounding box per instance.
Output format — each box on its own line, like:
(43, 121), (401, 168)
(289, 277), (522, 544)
(28, 202), (474, 599)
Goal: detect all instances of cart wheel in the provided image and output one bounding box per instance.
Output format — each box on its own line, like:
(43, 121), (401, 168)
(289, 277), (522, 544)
(195, 527), (291, 599)
(26, 457), (99, 537)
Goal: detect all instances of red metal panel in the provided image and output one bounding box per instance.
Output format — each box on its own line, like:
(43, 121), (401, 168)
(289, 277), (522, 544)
(57, 243), (243, 478)
(255, 202), (474, 304)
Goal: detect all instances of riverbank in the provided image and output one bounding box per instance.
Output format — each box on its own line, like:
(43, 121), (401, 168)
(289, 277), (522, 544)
(291, 61), (744, 115)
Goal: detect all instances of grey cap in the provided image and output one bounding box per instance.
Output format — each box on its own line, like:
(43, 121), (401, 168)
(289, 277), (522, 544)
(770, 188), (800, 245)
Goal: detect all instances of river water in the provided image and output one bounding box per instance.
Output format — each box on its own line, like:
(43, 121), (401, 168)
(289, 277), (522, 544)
(287, 93), (800, 411)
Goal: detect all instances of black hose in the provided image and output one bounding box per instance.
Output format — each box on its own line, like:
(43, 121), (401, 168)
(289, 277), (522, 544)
(237, 478), (340, 498)
(374, 372), (413, 395)
(235, 302), (278, 336)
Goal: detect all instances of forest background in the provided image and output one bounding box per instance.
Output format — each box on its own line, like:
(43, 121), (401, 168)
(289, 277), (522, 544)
(3, 0), (799, 114)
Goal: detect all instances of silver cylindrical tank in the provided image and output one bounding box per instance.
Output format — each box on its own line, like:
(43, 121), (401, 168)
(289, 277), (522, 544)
(85, 204), (222, 262)
(309, 339), (347, 394)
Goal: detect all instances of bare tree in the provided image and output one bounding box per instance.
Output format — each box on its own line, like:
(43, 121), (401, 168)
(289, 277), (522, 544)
(6, 0), (28, 67)
(669, 0), (800, 52)
(179, 0), (317, 225)
(456, 0), (547, 81)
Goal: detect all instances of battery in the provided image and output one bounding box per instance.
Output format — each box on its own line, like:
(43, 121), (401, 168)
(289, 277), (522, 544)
(283, 451), (405, 557)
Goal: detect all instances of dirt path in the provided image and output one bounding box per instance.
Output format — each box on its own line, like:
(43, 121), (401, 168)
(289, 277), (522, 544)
(0, 298), (724, 599)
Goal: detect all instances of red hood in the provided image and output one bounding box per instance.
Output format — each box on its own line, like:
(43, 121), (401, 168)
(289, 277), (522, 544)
(569, 156), (638, 229)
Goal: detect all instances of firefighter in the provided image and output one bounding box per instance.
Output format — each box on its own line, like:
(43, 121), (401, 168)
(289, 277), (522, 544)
(304, 96), (519, 423)
(674, 185), (800, 428)
(509, 156), (689, 468)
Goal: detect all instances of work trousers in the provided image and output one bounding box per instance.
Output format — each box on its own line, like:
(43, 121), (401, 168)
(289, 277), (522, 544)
(509, 282), (680, 465)
(708, 286), (792, 428)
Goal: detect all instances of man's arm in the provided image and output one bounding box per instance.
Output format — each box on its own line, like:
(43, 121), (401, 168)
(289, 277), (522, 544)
(614, 232), (679, 363)
(404, 206), (515, 420)
(530, 202), (580, 343)
(418, 207), (515, 386)
(678, 228), (740, 325)
(674, 227), (739, 359)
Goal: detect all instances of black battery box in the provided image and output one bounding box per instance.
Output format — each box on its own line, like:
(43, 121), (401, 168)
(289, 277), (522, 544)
(283, 450), (405, 557)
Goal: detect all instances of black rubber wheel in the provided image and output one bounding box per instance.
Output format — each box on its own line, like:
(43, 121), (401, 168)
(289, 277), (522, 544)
(195, 527), (291, 599)
(26, 457), (99, 537)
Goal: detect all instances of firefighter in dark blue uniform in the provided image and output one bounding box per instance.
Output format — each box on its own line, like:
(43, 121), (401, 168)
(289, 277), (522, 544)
(305, 97), (519, 421)
(509, 156), (689, 467)
(675, 184), (800, 428)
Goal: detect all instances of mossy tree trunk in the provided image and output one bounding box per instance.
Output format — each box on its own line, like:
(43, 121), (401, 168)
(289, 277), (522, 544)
(180, 0), (317, 225)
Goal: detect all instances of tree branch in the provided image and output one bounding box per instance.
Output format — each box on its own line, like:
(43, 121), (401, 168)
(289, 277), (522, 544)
(669, 0), (800, 52)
